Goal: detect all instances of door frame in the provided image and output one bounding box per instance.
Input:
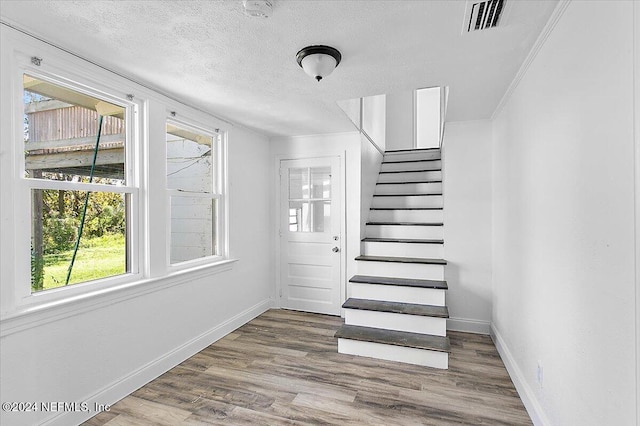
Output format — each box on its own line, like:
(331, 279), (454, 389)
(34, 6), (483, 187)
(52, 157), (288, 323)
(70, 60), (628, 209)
(274, 153), (347, 315)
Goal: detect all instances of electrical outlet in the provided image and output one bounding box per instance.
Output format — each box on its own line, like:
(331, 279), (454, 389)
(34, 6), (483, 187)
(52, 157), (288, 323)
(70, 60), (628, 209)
(537, 361), (543, 387)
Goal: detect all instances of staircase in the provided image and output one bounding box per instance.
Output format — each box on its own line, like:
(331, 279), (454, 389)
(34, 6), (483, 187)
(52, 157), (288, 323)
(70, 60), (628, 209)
(335, 148), (450, 369)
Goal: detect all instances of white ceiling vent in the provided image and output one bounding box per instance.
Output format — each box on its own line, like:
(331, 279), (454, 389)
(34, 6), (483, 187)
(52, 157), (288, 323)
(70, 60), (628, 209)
(463, 0), (506, 33)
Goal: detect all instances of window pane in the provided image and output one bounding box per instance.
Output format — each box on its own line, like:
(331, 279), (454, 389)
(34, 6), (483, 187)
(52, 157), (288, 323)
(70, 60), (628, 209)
(310, 166), (331, 199)
(30, 189), (128, 293)
(310, 201), (331, 232)
(170, 196), (216, 263)
(289, 201), (309, 232)
(167, 124), (214, 193)
(289, 168), (309, 200)
(23, 75), (126, 185)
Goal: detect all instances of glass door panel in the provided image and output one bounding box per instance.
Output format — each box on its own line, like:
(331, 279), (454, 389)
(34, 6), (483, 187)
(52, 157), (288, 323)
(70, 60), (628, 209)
(288, 166), (331, 233)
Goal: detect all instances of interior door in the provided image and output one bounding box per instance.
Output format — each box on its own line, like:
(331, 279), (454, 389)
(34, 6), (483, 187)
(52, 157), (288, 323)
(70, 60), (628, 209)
(279, 157), (342, 315)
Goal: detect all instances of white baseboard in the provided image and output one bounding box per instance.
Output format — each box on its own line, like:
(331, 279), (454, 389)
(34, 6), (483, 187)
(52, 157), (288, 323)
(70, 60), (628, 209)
(42, 298), (274, 426)
(447, 317), (491, 334)
(490, 324), (550, 426)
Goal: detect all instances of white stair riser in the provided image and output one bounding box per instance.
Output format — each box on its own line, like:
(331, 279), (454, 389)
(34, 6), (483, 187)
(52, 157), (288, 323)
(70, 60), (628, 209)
(362, 241), (444, 258)
(344, 310), (447, 336)
(384, 151), (441, 162)
(375, 182), (442, 194)
(378, 170), (442, 183)
(381, 160), (441, 172)
(372, 195), (443, 208)
(366, 225), (443, 239)
(337, 339), (449, 369)
(368, 209), (443, 223)
(356, 261), (444, 280)
(350, 283), (446, 305)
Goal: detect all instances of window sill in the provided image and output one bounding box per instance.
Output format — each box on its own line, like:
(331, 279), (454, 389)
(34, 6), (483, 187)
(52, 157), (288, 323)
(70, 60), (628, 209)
(0, 258), (238, 337)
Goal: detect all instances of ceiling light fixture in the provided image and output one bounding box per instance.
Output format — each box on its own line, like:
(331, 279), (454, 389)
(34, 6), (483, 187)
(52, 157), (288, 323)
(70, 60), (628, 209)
(296, 45), (342, 82)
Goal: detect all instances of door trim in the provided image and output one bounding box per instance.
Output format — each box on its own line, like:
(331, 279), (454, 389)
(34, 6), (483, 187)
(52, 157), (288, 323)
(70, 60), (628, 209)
(274, 154), (347, 314)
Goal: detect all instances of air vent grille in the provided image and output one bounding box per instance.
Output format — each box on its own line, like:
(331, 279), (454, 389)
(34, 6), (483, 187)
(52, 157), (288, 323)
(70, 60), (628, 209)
(466, 0), (505, 32)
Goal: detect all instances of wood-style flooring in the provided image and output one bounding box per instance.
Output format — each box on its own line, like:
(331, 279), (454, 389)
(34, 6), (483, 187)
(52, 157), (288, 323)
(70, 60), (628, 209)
(83, 309), (531, 425)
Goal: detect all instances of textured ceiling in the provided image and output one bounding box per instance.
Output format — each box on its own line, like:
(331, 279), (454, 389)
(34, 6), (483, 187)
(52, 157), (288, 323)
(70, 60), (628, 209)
(0, 0), (558, 137)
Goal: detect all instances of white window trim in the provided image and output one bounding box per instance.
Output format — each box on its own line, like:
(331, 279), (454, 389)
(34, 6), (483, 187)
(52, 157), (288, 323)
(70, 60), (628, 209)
(7, 49), (144, 311)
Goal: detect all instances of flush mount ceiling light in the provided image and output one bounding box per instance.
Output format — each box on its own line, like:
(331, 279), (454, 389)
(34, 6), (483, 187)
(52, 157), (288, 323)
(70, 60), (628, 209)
(296, 45), (342, 82)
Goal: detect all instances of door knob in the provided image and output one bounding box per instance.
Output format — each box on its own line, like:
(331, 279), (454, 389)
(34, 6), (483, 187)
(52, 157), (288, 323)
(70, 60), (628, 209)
(332, 247), (340, 253)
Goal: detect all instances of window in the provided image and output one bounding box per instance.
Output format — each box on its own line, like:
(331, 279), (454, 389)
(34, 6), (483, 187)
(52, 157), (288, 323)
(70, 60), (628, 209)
(166, 121), (223, 264)
(288, 166), (331, 233)
(1, 32), (230, 316)
(23, 74), (136, 293)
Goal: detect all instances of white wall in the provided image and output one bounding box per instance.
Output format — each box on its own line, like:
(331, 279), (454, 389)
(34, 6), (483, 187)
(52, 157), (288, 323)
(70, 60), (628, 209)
(360, 94), (386, 241)
(635, 3), (640, 422)
(270, 132), (361, 310)
(362, 94), (386, 152)
(0, 124), (273, 426)
(385, 91), (414, 151)
(0, 26), (274, 426)
(416, 87), (441, 149)
(336, 97), (360, 131)
(360, 135), (384, 239)
(442, 120), (492, 334)
(491, 1), (637, 425)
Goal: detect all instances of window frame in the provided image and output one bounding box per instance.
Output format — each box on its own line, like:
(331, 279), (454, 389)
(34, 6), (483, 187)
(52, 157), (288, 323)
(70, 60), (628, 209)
(8, 51), (144, 309)
(165, 116), (228, 271)
(0, 26), (232, 322)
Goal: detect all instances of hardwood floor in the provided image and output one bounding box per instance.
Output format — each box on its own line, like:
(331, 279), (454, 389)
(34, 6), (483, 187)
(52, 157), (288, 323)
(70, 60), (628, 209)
(83, 309), (531, 425)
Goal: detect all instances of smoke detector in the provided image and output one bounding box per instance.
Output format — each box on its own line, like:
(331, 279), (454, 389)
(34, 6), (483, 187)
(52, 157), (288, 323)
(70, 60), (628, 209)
(243, 0), (273, 18)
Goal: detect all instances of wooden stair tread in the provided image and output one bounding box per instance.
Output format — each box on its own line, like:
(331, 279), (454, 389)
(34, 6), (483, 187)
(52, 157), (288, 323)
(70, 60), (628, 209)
(379, 169), (441, 174)
(362, 238), (444, 244)
(373, 193), (443, 197)
(335, 325), (451, 353)
(342, 298), (449, 318)
(376, 180), (442, 184)
(385, 148), (440, 153)
(355, 255), (447, 265)
(367, 222), (444, 226)
(369, 207), (442, 210)
(349, 275), (448, 290)
(382, 159), (441, 164)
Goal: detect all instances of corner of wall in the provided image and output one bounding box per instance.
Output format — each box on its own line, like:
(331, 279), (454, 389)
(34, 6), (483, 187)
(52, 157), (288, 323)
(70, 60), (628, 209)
(441, 120), (493, 333)
(490, 324), (551, 426)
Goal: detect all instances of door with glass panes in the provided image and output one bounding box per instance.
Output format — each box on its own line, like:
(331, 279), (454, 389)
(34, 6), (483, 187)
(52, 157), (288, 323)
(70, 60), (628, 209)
(279, 157), (341, 315)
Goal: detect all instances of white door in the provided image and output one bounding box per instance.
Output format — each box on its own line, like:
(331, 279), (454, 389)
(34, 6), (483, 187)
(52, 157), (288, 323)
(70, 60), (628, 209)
(279, 157), (342, 315)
